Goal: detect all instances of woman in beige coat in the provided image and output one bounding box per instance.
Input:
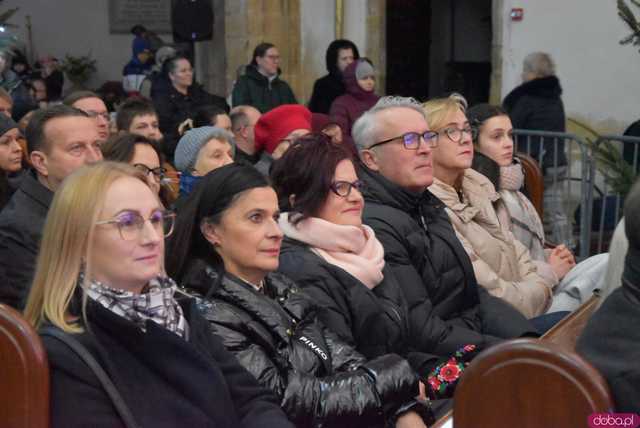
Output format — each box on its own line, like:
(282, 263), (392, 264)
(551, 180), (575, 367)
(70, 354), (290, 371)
(423, 95), (568, 329)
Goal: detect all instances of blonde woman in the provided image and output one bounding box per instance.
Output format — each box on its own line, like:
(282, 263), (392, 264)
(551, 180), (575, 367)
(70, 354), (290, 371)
(423, 96), (568, 331)
(24, 162), (292, 428)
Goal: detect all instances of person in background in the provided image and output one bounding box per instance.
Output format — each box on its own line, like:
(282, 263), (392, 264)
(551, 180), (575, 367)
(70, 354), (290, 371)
(24, 162), (294, 428)
(101, 133), (172, 206)
(466, 103), (608, 312)
(153, 55), (229, 160)
(0, 105), (102, 309)
(166, 163), (433, 427)
(122, 31), (153, 96)
(139, 45), (177, 100)
(577, 179), (640, 413)
(230, 105), (261, 165)
(0, 115), (22, 211)
(63, 91), (111, 142)
(329, 59), (379, 152)
(308, 39), (360, 114)
(115, 97), (180, 202)
(311, 113), (343, 145)
(232, 43), (297, 113)
(28, 78), (49, 109)
(353, 96), (536, 355)
(503, 52), (572, 249)
(38, 56), (64, 102)
(174, 126), (234, 197)
(192, 105), (232, 131)
(253, 104), (311, 175)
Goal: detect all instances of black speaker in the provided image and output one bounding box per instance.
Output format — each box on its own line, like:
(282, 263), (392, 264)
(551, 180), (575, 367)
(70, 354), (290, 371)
(172, 0), (214, 42)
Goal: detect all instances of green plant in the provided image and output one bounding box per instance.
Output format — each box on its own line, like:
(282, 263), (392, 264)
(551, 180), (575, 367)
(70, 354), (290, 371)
(586, 137), (637, 196)
(60, 54), (97, 83)
(618, 0), (640, 51)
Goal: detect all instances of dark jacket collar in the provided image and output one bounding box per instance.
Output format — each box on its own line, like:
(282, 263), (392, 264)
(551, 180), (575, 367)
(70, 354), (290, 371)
(358, 164), (441, 217)
(503, 76), (563, 110)
(20, 169), (53, 210)
(245, 64), (281, 84)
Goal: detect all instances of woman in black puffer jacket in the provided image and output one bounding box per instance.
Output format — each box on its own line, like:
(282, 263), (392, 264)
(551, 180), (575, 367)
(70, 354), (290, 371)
(166, 163), (432, 428)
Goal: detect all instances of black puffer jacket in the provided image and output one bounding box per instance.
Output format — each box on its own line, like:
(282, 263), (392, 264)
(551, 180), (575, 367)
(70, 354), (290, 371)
(359, 166), (537, 356)
(153, 83), (230, 159)
(181, 262), (427, 427)
(279, 237), (440, 375)
(502, 76), (567, 168)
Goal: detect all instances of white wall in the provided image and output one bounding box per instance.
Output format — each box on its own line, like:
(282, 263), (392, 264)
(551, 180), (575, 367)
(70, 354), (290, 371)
(300, 0), (336, 102)
(7, 0), (171, 91)
(343, 0), (367, 54)
(500, 0), (640, 133)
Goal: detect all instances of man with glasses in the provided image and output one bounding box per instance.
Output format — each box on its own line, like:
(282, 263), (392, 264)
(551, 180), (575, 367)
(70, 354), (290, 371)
(353, 96), (535, 360)
(0, 105), (103, 309)
(232, 42), (297, 113)
(63, 91), (111, 141)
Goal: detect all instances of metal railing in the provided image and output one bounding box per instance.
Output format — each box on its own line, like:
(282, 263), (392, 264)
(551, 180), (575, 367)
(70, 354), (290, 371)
(588, 135), (640, 254)
(512, 130), (592, 260)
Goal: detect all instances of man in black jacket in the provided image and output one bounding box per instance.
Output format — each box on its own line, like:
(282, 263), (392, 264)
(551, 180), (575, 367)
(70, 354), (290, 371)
(308, 39), (360, 114)
(0, 105), (102, 309)
(352, 96), (536, 356)
(577, 179), (640, 413)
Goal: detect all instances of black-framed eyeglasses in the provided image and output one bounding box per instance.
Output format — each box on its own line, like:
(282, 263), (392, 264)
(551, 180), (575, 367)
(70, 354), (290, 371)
(85, 110), (110, 121)
(368, 131), (439, 150)
(96, 210), (176, 241)
(330, 180), (366, 197)
(133, 164), (166, 180)
(439, 126), (477, 143)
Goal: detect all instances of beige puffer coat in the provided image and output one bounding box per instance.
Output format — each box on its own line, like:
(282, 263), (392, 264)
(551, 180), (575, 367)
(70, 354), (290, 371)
(429, 169), (552, 318)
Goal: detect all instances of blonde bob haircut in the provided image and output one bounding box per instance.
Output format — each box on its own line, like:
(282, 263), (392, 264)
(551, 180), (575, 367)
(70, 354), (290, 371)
(422, 93), (468, 132)
(24, 162), (150, 333)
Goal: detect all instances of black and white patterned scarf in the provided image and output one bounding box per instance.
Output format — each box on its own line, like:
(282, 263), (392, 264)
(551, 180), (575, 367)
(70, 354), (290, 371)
(85, 275), (189, 340)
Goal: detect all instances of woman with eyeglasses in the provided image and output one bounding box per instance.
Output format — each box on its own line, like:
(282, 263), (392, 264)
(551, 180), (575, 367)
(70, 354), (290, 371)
(273, 134), (479, 408)
(24, 162), (293, 428)
(101, 132), (172, 206)
(424, 95), (568, 329)
(166, 162), (434, 428)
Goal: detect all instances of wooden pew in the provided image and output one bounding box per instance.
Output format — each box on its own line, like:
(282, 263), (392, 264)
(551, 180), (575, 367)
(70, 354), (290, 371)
(517, 152), (544, 219)
(541, 291), (601, 350)
(0, 304), (50, 428)
(452, 338), (612, 428)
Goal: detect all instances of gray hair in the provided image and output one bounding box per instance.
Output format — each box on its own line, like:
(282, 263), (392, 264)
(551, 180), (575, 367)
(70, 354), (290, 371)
(352, 96), (426, 151)
(523, 52), (556, 78)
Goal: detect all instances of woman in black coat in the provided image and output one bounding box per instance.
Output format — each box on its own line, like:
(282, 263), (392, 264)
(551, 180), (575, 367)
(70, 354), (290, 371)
(153, 55), (229, 160)
(166, 163), (433, 428)
(0, 115), (23, 211)
(24, 162), (292, 428)
(271, 135), (479, 395)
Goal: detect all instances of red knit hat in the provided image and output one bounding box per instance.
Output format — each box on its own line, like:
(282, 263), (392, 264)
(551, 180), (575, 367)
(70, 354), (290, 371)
(254, 104), (312, 154)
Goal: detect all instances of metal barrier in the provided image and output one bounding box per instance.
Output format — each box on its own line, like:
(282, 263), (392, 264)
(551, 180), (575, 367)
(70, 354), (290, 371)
(512, 130), (592, 260)
(589, 135), (640, 254)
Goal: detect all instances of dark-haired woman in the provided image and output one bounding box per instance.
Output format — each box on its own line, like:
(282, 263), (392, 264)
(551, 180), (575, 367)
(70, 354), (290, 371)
(231, 43), (297, 113)
(153, 55), (229, 159)
(166, 163), (432, 428)
(272, 134), (479, 399)
(0, 115), (23, 211)
(467, 103), (608, 312)
(101, 133), (174, 206)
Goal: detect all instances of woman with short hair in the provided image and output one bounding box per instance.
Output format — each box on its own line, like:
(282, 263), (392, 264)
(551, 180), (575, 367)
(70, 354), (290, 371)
(425, 95), (567, 328)
(166, 163), (432, 428)
(24, 162), (292, 428)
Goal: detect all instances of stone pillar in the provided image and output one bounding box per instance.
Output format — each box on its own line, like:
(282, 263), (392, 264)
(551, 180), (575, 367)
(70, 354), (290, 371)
(366, 0), (386, 95)
(490, 0), (504, 104)
(225, 0), (302, 104)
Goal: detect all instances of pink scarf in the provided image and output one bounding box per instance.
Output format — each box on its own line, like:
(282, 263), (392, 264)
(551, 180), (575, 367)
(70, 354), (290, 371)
(279, 213), (385, 289)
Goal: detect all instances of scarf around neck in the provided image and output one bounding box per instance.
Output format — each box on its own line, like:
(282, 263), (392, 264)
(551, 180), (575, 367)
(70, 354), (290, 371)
(85, 274), (189, 339)
(499, 162), (544, 243)
(279, 213), (385, 289)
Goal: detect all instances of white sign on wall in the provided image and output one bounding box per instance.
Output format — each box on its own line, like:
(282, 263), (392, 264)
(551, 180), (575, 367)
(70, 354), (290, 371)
(108, 0), (171, 34)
